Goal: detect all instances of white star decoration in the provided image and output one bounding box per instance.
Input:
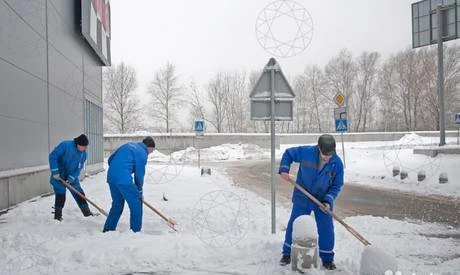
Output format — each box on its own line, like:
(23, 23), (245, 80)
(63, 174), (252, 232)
(256, 0), (313, 58)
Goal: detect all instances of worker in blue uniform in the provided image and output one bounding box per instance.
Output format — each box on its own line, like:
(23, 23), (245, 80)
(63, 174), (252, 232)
(49, 134), (93, 221)
(103, 136), (155, 233)
(278, 134), (344, 270)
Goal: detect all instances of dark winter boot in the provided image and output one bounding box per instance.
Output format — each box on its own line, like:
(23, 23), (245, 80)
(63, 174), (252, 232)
(279, 255), (291, 266)
(322, 261), (336, 270)
(80, 206), (94, 217)
(54, 194), (66, 221)
(54, 207), (63, 221)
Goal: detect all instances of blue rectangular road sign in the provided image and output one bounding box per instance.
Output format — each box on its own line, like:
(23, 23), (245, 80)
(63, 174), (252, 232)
(455, 113), (460, 125)
(335, 118), (348, 132)
(195, 119), (205, 135)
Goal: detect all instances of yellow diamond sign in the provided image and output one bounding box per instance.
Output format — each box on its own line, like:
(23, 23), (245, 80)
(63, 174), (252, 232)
(334, 93), (345, 107)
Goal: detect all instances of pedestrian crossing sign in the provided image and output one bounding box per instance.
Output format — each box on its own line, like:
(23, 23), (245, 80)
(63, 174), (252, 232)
(195, 119), (205, 135)
(335, 118), (348, 132)
(455, 113), (460, 125)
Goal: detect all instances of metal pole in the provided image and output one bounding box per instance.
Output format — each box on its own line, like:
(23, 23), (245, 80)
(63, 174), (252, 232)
(437, 5), (446, 146)
(196, 135), (201, 169)
(270, 64), (276, 234)
(341, 133), (346, 168)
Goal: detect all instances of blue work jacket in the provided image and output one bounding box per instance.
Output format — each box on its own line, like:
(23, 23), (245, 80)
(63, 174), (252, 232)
(107, 142), (148, 191)
(279, 145), (344, 208)
(49, 140), (87, 183)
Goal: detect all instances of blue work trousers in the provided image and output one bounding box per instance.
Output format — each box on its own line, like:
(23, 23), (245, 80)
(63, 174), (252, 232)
(50, 177), (88, 209)
(103, 182), (143, 232)
(282, 202), (335, 263)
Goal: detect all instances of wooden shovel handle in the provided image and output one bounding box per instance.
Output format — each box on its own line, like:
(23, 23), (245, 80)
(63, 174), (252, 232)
(142, 199), (178, 232)
(57, 178), (108, 217)
(286, 177), (371, 246)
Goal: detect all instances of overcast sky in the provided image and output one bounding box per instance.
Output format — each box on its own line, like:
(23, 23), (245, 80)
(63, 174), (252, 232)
(109, 0), (429, 93)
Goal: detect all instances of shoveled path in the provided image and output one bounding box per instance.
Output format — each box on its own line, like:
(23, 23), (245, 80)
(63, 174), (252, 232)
(207, 160), (460, 229)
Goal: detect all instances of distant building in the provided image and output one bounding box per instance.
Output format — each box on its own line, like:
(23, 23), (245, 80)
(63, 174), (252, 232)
(0, 0), (111, 210)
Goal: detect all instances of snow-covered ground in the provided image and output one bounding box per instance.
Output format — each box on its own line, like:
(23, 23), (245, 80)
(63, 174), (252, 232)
(0, 134), (459, 274)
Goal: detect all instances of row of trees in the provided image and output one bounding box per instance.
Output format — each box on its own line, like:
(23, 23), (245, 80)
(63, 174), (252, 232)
(103, 45), (460, 134)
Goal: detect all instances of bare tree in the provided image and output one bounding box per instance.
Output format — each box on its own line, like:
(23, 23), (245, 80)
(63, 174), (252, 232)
(147, 62), (182, 133)
(224, 71), (248, 132)
(376, 58), (403, 131)
(439, 45), (460, 128)
(396, 49), (422, 130)
(417, 48), (438, 130)
(187, 81), (208, 129)
(103, 62), (142, 133)
(354, 51), (380, 131)
(247, 70), (269, 133)
(207, 72), (228, 133)
(324, 49), (357, 131)
(293, 65), (330, 133)
(293, 75), (309, 133)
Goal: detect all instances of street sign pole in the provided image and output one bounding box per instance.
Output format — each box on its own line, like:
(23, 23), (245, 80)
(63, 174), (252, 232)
(437, 4), (446, 146)
(341, 133), (346, 168)
(334, 105), (347, 168)
(270, 64), (276, 234)
(250, 58), (295, 234)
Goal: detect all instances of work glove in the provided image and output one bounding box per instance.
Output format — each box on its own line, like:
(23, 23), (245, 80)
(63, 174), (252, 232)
(321, 194), (334, 213)
(280, 172), (290, 182)
(139, 190), (144, 201)
(320, 202), (330, 213)
(53, 174), (62, 181)
(67, 175), (76, 184)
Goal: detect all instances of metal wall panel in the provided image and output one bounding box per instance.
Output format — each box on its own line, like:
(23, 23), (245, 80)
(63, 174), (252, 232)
(47, 0), (84, 70)
(85, 100), (104, 165)
(0, 54), (48, 171)
(83, 49), (103, 101)
(0, 0), (102, 173)
(3, 0), (47, 36)
(0, 0), (103, 209)
(0, 0), (47, 79)
(0, 178), (8, 210)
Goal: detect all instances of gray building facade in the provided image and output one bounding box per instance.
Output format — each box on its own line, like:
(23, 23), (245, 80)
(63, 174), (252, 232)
(0, 0), (106, 210)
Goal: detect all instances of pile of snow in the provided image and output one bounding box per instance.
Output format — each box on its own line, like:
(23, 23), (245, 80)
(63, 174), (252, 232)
(166, 143), (270, 162)
(360, 245), (398, 275)
(292, 215), (317, 241)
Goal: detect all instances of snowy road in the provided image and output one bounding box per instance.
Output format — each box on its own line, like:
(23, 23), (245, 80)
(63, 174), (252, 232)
(213, 159), (460, 228)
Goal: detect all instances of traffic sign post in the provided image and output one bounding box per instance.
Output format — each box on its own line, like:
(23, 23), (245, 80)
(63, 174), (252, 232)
(335, 119), (348, 132)
(333, 106), (347, 168)
(194, 119), (205, 136)
(250, 58), (295, 234)
(455, 113), (460, 145)
(411, 0), (460, 146)
(194, 119), (205, 168)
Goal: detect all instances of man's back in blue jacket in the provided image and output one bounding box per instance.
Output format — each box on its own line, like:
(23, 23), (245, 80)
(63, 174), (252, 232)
(107, 142), (148, 190)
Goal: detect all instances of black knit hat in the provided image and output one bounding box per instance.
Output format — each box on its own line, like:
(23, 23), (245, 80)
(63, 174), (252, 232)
(142, 136), (155, 148)
(74, 134), (89, 146)
(318, 134), (335, 155)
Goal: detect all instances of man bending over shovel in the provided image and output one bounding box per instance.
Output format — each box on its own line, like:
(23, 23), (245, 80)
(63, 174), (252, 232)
(49, 134), (94, 221)
(278, 134), (344, 270)
(103, 136), (155, 233)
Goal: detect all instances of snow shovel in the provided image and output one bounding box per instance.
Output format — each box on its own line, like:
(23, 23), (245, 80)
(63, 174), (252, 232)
(142, 199), (178, 232)
(57, 178), (108, 216)
(287, 178), (370, 245)
(286, 177), (398, 274)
